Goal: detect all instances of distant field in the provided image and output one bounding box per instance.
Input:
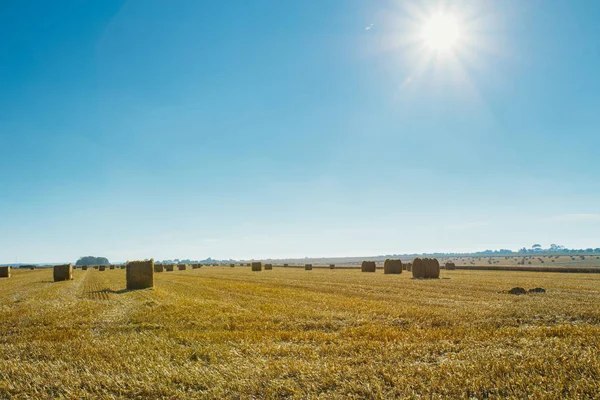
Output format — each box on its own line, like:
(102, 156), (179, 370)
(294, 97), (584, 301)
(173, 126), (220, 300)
(1, 267), (599, 398)
(261, 254), (600, 271)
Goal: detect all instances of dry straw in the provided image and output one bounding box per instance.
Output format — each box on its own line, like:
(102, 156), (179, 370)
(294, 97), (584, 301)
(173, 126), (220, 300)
(53, 264), (73, 282)
(99, 265), (106, 271)
(0, 266), (11, 278)
(330, 264), (335, 269)
(165, 264), (174, 272)
(178, 264), (187, 271)
(383, 259), (402, 274)
(361, 261), (376, 272)
(251, 262), (262, 272)
(264, 264), (273, 270)
(154, 264), (164, 273)
(445, 262), (456, 270)
(305, 264), (313, 271)
(126, 259), (154, 290)
(427, 258), (440, 279)
(412, 258), (425, 278)
(411, 258), (440, 279)
(109, 265), (115, 270)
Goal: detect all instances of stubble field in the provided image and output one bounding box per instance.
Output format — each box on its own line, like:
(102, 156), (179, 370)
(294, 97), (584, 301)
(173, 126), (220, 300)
(0, 267), (599, 399)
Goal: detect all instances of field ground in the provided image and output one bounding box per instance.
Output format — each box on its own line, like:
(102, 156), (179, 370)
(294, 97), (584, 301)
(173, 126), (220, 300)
(1, 267), (599, 399)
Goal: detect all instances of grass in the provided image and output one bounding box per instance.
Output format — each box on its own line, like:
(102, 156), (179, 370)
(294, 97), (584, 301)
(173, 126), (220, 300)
(1, 267), (599, 398)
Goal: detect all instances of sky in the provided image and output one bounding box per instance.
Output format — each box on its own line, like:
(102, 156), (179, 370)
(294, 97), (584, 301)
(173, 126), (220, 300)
(1, 0), (600, 263)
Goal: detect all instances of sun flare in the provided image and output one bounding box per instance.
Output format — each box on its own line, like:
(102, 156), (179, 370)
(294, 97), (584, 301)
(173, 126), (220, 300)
(421, 13), (461, 51)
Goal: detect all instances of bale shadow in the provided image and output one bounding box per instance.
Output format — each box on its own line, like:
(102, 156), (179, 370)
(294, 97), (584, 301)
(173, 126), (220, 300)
(94, 288), (153, 294)
(89, 288), (130, 295)
(410, 278), (442, 280)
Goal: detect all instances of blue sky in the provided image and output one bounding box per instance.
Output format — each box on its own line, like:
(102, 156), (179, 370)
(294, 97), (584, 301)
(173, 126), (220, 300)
(1, 0), (600, 263)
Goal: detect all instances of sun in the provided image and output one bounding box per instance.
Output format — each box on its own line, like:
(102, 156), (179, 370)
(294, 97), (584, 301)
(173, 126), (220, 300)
(421, 13), (461, 51)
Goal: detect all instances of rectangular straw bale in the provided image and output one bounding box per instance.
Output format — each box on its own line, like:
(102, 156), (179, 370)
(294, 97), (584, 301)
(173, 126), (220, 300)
(53, 264), (73, 281)
(154, 264), (164, 273)
(0, 266), (11, 278)
(251, 262), (262, 271)
(126, 259), (154, 290)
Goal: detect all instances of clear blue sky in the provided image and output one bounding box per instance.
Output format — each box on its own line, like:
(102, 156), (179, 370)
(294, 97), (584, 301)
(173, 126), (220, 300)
(1, 0), (599, 263)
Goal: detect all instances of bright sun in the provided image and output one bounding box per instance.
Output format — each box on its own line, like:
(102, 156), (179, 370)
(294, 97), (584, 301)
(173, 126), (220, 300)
(421, 13), (461, 51)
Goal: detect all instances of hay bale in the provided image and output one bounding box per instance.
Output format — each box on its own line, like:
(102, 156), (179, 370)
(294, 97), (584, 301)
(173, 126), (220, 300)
(420, 258), (440, 279)
(305, 264), (313, 271)
(405, 262), (412, 272)
(264, 263), (273, 270)
(126, 259), (154, 290)
(428, 258), (440, 278)
(0, 266), (11, 278)
(383, 259), (402, 274)
(165, 264), (174, 272)
(82, 265), (88, 271)
(230, 263), (235, 268)
(178, 264), (187, 271)
(508, 287), (527, 295)
(330, 264), (335, 270)
(99, 265), (106, 271)
(120, 265), (125, 269)
(412, 258), (426, 278)
(109, 265), (115, 270)
(361, 261), (376, 273)
(93, 265), (99, 269)
(53, 264), (73, 282)
(154, 264), (164, 273)
(251, 262), (262, 272)
(445, 262), (456, 270)
(283, 263), (289, 267)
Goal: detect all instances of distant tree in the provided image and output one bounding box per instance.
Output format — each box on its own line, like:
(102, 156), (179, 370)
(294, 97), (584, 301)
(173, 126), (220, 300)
(75, 256), (110, 266)
(532, 244), (542, 252)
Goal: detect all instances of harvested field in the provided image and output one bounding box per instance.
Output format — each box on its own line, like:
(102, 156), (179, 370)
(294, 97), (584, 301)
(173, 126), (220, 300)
(0, 267), (599, 398)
